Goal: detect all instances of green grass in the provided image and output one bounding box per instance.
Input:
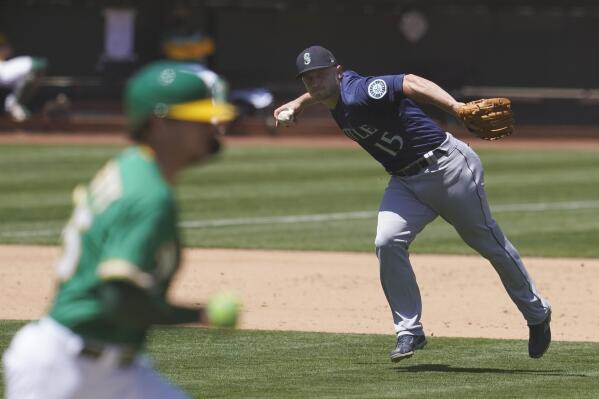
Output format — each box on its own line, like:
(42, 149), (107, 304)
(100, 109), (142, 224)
(2, 144), (597, 398)
(1, 321), (598, 398)
(1, 143), (598, 257)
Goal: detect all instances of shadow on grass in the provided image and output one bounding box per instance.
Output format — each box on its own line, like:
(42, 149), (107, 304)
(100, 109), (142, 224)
(393, 363), (588, 377)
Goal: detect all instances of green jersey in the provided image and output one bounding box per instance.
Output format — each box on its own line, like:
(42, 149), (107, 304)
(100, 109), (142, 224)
(50, 146), (181, 348)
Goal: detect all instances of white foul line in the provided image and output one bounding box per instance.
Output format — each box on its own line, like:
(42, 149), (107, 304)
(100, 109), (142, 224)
(179, 211), (375, 228)
(2, 200), (599, 239)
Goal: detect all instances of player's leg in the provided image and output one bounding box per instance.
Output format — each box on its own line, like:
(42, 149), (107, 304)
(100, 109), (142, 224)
(69, 358), (189, 399)
(376, 176), (438, 337)
(2, 318), (81, 399)
(0, 56), (46, 121)
(15, 57), (47, 105)
(431, 138), (550, 324)
(128, 359), (191, 399)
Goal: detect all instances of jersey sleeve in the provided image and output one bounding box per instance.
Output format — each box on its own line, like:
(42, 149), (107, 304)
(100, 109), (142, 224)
(347, 73), (405, 107)
(97, 196), (177, 290)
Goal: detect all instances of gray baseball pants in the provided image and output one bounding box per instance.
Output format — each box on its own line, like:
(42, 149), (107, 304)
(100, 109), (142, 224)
(375, 133), (551, 337)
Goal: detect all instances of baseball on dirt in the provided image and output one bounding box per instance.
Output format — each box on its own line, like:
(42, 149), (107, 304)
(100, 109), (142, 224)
(276, 108), (295, 122)
(206, 291), (240, 328)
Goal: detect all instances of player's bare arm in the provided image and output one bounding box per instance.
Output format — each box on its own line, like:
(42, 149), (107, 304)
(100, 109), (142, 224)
(402, 74), (464, 116)
(273, 93), (319, 127)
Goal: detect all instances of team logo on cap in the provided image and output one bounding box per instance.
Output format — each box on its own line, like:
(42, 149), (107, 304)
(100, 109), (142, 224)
(368, 79), (387, 99)
(303, 52), (311, 65)
(159, 68), (176, 86)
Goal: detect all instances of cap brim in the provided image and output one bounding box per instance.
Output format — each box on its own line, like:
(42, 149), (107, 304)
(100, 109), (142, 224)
(296, 64), (336, 78)
(168, 99), (237, 124)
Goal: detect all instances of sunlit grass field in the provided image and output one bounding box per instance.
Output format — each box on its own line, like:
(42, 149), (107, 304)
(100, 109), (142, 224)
(1, 321), (598, 398)
(1, 142), (598, 257)
(1, 142), (598, 397)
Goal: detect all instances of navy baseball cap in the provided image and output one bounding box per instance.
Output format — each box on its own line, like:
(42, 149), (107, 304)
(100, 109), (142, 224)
(295, 46), (338, 78)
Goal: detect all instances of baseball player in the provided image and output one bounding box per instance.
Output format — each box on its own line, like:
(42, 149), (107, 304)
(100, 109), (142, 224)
(0, 33), (47, 122)
(2, 61), (237, 398)
(274, 45), (552, 362)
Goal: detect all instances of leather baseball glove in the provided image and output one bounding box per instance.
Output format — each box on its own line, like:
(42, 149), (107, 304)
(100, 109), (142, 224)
(457, 98), (514, 140)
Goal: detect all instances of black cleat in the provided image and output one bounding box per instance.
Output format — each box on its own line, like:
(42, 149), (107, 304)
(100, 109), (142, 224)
(528, 309), (551, 359)
(390, 334), (427, 363)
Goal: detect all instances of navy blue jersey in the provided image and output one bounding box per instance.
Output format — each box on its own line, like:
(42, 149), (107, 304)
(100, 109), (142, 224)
(330, 70), (447, 173)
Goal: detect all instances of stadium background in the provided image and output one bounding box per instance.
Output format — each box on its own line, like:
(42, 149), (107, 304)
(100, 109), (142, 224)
(1, 0), (599, 128)
(1, 1), (599, 398)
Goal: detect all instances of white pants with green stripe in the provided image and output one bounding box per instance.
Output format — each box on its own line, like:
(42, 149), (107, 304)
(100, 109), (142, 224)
(0, 56), (34, 86)
(3, 317), (189, 399)
(375, 133), (551, 337)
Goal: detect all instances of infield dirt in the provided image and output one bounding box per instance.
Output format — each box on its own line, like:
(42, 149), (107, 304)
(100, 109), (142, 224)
(1, 245), (598, 342)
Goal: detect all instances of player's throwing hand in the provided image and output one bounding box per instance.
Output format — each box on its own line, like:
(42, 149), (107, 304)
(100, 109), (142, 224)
(273, 104), (297, 127)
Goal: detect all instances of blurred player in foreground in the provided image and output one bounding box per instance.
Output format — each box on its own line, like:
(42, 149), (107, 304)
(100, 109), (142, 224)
(3, 61), (237, 398)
